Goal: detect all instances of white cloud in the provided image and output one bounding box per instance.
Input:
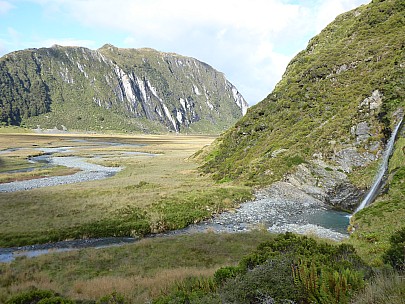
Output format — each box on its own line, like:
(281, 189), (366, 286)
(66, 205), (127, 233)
(0, 1), (13, 15)
(34, 0), (308, 104)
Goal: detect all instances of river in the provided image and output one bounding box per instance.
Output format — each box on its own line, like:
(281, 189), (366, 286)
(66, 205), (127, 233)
(0, 141), (156, 193)
(0, 138), (350, 262)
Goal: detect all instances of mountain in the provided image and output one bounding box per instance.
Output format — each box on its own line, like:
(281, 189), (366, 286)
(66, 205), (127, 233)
(0, 44), (248, 133)
(201, 0), (404, 210)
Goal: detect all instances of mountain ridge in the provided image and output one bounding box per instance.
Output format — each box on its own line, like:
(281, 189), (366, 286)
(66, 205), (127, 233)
(0, 44), (248, 134)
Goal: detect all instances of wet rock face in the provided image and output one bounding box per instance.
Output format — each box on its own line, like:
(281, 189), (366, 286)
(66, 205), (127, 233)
(327, 182), (365, 210)
(281, 161), (365, 211)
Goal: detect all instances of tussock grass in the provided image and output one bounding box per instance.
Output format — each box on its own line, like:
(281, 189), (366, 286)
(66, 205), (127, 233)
(0, 166), (80, 183)
(351, 272), (405, 304)
(0, 230), (273, 303)
(68, 268), (217, 302)
(0, 133), (251, 247)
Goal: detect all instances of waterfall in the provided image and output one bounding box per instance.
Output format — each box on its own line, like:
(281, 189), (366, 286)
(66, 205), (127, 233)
(354, 117), (403, 213)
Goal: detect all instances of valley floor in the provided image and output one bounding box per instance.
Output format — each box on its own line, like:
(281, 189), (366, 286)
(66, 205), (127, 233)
(1, 129), (404, 303)
(0, 131), (251, 248)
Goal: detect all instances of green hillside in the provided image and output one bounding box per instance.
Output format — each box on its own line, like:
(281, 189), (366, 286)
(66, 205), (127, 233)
(202, 0), (404, 191)
(0, 45), (248, 134)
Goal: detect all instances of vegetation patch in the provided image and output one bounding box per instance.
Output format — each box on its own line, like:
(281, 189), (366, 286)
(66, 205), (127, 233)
(348, 135), (405, 266)
(0, 133), (253, 247)
(151, 187), (251, 231)
(0, 231), (274, 303)
(155, 233), (371, 304)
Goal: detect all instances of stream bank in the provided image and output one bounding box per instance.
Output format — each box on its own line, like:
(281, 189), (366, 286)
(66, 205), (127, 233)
(0, 185), (350, 263)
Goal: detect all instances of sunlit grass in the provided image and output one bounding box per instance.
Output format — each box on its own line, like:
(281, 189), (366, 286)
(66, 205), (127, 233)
(0, 133), (251, 247)
(351, 271), (405, 304)
(0, 166), (81, 183)
(0, 230), (273, 303)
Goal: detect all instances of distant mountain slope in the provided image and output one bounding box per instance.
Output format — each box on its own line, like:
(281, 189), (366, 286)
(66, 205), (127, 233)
(201, 0), (404, 210)
(0, 44), (248, 133)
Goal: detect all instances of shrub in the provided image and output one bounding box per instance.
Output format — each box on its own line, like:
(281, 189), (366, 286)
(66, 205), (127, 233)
(383, 226), (405, 271)
(213, 266), (241, 285)
(96, 292), (127, 304)
(6, 289), (74, 304)
(153, 233), (370, 303)
(221, 233), (369, 304)
(220, 255), (304, 303)
(153, 277), (218, 304)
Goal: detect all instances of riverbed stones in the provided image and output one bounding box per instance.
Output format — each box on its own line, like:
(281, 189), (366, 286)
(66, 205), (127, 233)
(182, 180), (350, 242)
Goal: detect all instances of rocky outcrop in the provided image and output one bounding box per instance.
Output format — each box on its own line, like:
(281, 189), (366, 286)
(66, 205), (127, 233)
(333, 148), (377, 173)
(0, 44), (248, 133)
(359, 90), (383, 112)
(260, 89), (394, 211)
(280, 161), (365, 211)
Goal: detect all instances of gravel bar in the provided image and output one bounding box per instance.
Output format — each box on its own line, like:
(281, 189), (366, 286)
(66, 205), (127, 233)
(0, 154), (121, 193)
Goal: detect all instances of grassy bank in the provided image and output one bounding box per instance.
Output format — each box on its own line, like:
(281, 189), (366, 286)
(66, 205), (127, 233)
(0, 230), (273, 303)
(0, 133), (252, 247)
(348, 137), (405, 267)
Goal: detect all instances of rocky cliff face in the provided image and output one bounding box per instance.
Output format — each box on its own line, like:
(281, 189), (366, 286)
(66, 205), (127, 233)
(201, 0), (405, 210)
(0, 44), (248, 133)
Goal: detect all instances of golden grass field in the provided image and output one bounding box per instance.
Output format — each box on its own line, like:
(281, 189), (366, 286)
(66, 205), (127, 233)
(0, 131), (251, 246)
(0, 130), (259, 302)
(0, 229), (274, 303)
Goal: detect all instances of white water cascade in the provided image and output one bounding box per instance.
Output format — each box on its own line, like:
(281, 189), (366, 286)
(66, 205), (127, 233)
(354, 117), (403, 213)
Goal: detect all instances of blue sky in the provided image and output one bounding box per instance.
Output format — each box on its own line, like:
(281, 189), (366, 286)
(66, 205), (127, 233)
(0, 0), (370, 105)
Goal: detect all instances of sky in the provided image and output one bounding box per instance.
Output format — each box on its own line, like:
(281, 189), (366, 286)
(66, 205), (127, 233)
(0, 0), (371, 105)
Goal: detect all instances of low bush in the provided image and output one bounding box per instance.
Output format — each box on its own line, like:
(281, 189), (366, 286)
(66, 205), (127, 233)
(154, 233), (371, 304)
(383, 226), (405, 271)
(96, 292), (127, 304)
(6, 289), (74, 304)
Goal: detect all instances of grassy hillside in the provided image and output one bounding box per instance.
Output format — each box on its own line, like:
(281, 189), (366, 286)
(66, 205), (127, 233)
(201, 0), (405, 186)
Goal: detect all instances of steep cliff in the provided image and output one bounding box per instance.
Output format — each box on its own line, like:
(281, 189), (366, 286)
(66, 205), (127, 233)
(0, 44), (248, 133)
(201, 0), (405, 210)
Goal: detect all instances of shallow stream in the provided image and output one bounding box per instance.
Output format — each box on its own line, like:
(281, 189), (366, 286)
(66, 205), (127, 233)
(0, 139), (350, 263)
(0, 140), (156, 193)
(0, 196), (349, 263)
